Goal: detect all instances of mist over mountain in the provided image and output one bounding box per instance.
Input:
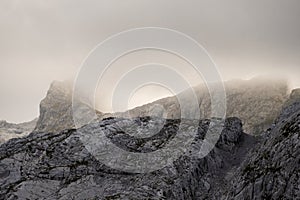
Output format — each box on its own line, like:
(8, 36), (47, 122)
(1, 1), (299, 199)
(31, 77), (288, 136)
(33, 81), (74, 133)
(0, 80), (299, 199)
(118, 77), (288, 135)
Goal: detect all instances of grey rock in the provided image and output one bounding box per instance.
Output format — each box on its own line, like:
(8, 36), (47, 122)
(284, 88), (300, 108)
(225, 96), (300, 199)
(33, 81), (75, 133)
(34, 78), (288, 136)
(0, 117), (253, 200)
(34, 81), (103, 134)
(0, 86), (299, 199)
(116, 77), (288, 135)
(0, 119), (37, 144)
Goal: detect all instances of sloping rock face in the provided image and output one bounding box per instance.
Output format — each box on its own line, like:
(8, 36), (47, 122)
(119, 78), (288, 135)
(0, 117), (256, 199)
(225, 93), (300, 199)
(284, 88), (300, 108)
(34, 81), (103, 133)
(0, 119), (37, 144)
(223, 78), (287, 134)
(34, 81), (74, 133)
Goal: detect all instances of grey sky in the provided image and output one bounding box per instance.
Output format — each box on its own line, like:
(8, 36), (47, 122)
(0, 0), (300, 122)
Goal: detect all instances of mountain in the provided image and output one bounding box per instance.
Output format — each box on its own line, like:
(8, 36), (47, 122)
(33, 81), (74, 133)
(1, 77), (286, 145)
(224, 89), (300, 199)
(33, 81), (103, 133)
(0, 87), (298, 199)
(120, 77), (288, 135)
(0, 116), (255, 199)
(0, 119), (37, 144)
(0, 91), (300, 199)
(34, 78), (288, 135)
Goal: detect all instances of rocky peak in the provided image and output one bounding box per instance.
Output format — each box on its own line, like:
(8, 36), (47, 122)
(34, 81), (74, 133)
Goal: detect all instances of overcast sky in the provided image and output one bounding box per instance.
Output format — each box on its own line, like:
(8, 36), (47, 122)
(0, 0), (300, 122)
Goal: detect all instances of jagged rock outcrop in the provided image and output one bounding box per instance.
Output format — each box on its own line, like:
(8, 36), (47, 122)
(34, 81), (104, 133)
(0, 119), (37, 144)
(225, 91), (300, 199)
(0, 116), (255, 199)
(34, 81), (75, 133)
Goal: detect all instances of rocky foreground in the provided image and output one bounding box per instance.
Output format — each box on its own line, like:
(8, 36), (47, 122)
(0, 90), (299, 199)
(226, 90), (300, 199)
(0, 117), (254, 199)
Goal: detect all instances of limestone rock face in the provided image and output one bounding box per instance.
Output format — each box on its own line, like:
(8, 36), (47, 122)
(34, 81), (104, 133)
(225, 97), (300, 199)
(0, 119), (37, 144)
(34, 81), (74, 133)
(0, 117), (254, 200)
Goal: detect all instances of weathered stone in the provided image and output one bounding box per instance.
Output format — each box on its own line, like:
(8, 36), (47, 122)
(225, 98), (300, 199)
(0, 117), (253, 199)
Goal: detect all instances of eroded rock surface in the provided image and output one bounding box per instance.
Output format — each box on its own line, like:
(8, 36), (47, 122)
(0, 117), (254, 200)
(33, 81), (74, 133)
(225, 94), (300, 199)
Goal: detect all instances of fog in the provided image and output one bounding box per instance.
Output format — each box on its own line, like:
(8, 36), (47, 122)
(0, 0), (300, 122)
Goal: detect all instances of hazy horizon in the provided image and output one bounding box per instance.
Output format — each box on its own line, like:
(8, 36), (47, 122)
(1, 0), (300, 123)
(1, 76), (294, 124)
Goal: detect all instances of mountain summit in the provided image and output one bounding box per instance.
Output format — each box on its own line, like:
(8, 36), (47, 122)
(33, 78), (288, 135)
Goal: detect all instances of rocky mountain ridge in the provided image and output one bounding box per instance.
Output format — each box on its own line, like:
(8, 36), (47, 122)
(33, 78), (288, 135)
(0, 119), (37, 144)
(120, 77), (288, 135)
(224, 89), (300, 199)
(0, 88), (300, 200)
(0, 89), (299, 199)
